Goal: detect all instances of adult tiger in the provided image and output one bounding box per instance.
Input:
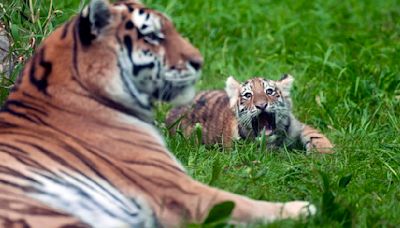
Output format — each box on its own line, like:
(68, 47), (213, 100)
(0, 0), (315, 227)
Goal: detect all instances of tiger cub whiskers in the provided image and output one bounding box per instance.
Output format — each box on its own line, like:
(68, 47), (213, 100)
(228, 74), (333, 152)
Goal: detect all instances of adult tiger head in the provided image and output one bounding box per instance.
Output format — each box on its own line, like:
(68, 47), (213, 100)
(225, 75), (294, 137)
(11, 0), (202, 122)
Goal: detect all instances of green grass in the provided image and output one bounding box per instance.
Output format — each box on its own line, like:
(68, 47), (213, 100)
(1, 0), (400, 227)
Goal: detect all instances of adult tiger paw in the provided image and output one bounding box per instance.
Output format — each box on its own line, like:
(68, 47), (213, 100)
(281, 201), (317, 219)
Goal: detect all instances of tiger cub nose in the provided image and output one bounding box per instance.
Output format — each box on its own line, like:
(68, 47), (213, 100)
(255, 103), (268, 110)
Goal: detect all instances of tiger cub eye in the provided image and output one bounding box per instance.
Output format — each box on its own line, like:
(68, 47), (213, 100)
(243, 92), (252, 98)
(266, 88), (274, 95)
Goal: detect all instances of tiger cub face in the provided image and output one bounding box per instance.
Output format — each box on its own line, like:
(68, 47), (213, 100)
(225, 75), (294, 137)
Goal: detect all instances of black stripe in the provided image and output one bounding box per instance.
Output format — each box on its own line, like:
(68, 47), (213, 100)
(61, 20), (72, 39)
(0, 142), (29, 155)
(22, 92), (87, 117)
(125, 21), (134, 30)
(123, 35), (133, 60)
(17, 141), (78, 171)
(132, 170), (196, 196)
(3, 100), (48, 116)
(0, 106), (44, 125)
(0, 165), (42, 184)
(29, 47), (52, 96)
(59, 143), (113, 184)
(117, 60), (153, 112)
(0, 119), (19, 128)
(0, 179), (39, 193)
(141, 24), (148, 30)
(78, 14), (96, 46)
(136, 27), (144, 39)
(204, 93), (226, 134)
(309, 136), (323, 140)
(60, 222), (88, 228)
(122, 159), (184, 175)
(133, 62), (155, 76)
(284, 116), (291, 133)
(110, 137), (168, 156)
(72, 19), (83, 80)
(15, 155), (53, 173)
(127, 5), (134, 12)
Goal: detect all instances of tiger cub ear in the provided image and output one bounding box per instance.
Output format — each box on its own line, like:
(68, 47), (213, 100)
(276, 74), (294, 96)
(225, 76), (241, 108)
(79, 0), (111, 46)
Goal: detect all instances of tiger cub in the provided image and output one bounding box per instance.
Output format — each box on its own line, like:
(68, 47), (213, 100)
(167, 75), (334, 153)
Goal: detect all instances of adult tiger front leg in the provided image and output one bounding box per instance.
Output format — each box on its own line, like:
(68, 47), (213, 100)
(144, 173), (315, 225)
(0, 0), (315, 227)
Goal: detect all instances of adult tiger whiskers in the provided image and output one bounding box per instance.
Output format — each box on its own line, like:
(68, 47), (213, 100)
(0, 0), (314, 227)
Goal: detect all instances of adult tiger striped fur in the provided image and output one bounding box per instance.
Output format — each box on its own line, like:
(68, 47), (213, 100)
(167, 75), (334, 153)
(0, 0), (315, 227)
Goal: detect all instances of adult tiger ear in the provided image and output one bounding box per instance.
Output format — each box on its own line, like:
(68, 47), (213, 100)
(78, 0), (111, 46)
(276, 74), (294, 96)
(225, 76), (241, 108)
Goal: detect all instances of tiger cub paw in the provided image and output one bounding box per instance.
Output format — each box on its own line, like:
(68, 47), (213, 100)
(281, 201), (317, 219)
(306, 137), (334, 153)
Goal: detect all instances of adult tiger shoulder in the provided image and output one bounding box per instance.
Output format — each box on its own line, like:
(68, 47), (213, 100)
(0, 0), (314, 227)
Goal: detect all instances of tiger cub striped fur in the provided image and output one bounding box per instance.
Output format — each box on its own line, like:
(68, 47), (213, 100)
(167, 75), (334, 153)
(167, 90), (239, 146)
(0, 0), (315, 227)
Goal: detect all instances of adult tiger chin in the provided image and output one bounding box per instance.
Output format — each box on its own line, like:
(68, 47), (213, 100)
(160, 63), (201, 105)
(0, 0), (315, 227)
(167, 86), (197, 106)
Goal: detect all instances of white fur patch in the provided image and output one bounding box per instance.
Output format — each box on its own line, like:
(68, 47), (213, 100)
(115, 50), (152, 111)
(225, 76), (240, 108)
(132, 9), (162, 36)
(29, 170), (156, 227)
(170, 87), (195, 106)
